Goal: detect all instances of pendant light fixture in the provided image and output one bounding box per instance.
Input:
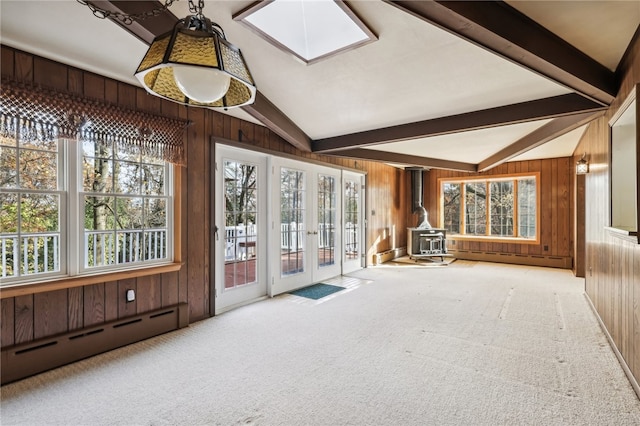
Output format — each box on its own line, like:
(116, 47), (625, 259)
(133, 0), (256, 110)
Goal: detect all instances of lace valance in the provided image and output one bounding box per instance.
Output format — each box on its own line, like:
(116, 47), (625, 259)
(0, 78), (188, 164)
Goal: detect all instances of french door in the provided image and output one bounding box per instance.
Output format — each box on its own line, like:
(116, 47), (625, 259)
(214, 145), (268, 313)
(343, 171), (365, 274)
(271, 157), (342, 295)
(213, 144), (365, 311)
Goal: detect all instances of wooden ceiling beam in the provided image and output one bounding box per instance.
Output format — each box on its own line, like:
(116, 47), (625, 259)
(92, 1), (177, 44)
(241, 92), (312, 152)
(477, 111), (603, 172)
(386, 0), (617, 106)
(100, 0), (312, 152)
(329, 148), (477, 172)
(312, 94), (604, 153)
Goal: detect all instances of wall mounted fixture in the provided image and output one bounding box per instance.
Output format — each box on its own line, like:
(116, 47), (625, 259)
(576, 153), (589, 175)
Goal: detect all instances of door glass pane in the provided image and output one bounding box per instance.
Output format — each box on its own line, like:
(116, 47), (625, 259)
(344, 179), (359, 261)
(281, 168), (305, 275)
(318, 174), (336, 267)
(224, 160), (258, 289)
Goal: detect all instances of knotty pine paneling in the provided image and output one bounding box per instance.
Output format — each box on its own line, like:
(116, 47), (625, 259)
(425, 158), (574, 261)
(161, 271), (180, 308)
(83, 283), (106, 328)
(33, 289), (68, 339)
(104, 281), (119, 323)
(136, 274), (162, 314)
(573, 29), (640, 391)
(68, 287), (84, 331)
(14, 295), (34, 344)
(1, 299), (15, 347)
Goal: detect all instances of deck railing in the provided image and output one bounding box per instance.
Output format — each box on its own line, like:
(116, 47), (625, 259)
(85, 229), (167, 267)
(0, 233), (60, 278)
(223, 222), (359, 262)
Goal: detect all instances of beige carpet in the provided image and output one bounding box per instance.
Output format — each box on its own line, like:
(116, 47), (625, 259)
(378, 254), (456, 267)
(2, 261), (639, 425)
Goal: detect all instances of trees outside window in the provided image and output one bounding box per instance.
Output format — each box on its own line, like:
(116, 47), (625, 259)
(82, 139), (171, 268)
(440, 175), (537, 240)
(1, 130), (172, 284)
(0, 128), (62, 279)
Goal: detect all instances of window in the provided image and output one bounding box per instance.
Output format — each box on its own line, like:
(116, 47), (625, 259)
(440, 174), (538, 241)
(82, 139), (172, 271)
(1, 134), (173, 284)
(0, 125), (64, 279)
(0, 79), (185, 285)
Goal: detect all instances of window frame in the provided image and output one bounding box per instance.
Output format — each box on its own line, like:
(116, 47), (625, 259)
(438, 172), (540, 244)
(1, 136), (179, 288)
(0, 133), (67, 282)
(76, 138), (174, 275)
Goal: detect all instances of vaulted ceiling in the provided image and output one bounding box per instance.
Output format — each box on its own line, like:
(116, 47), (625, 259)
(2, 1), (639, 171)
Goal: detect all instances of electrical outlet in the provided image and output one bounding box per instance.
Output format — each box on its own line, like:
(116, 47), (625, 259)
(126, 289), (135, 302)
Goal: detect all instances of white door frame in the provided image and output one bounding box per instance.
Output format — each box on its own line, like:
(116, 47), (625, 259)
(342, 170), (366, 274)
(212, 144), (366, 309)
(214, 145), (269, 314)
(270, 158), (344, 295)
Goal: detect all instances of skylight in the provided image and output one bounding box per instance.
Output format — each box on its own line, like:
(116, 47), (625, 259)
(235, 0), (377, 64)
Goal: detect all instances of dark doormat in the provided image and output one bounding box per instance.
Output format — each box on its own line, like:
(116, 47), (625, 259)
(289, 283), (346, 300)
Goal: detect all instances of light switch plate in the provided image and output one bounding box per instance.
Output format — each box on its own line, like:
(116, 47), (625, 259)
(126, 289), (135, 302)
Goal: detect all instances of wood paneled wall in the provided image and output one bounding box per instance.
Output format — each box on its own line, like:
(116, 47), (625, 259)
(0, 46), (408, 350)
(573, 30), (640, 392)
(424, 158), (574, 263)
(1, 272), (179, 347)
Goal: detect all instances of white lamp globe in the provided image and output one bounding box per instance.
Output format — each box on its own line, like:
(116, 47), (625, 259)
(173, 66), (231, 103)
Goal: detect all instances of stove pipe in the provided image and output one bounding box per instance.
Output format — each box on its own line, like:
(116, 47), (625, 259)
(408, 167), (432, 229)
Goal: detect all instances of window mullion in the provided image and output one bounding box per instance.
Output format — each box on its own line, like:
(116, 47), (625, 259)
(513, 179), (519, 237)
(485, 181), (490, 236)
(460, 183), (466, 235)
(67, 138), (80, 275)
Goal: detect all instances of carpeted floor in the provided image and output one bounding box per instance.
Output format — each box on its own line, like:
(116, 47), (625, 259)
(1, 261), (639, 425)
(378, 254), (456, 267)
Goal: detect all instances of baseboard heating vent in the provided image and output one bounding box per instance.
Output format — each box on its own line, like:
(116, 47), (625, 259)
(449, 250), (572, 269)
(1, 303), (189, 385)
(374, 247), (407, 265)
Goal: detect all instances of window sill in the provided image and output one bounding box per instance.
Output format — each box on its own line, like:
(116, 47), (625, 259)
(0, 262), (183, 299)
(605, 227), (639, 244)
(447, 235), (539, 245)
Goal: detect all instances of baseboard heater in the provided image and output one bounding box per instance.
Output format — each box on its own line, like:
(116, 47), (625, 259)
(1, 303), (189, 385)
(448, 250), (572, 269)
(374, 247), (407, 265)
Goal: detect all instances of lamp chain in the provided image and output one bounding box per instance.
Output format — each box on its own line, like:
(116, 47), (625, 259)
(76, 0), (177, 25)
(188, 0), (206, 20)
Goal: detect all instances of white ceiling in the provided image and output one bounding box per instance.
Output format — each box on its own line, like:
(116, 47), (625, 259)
(1, 0), (639, 169)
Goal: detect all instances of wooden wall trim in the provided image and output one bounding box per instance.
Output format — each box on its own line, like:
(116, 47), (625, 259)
(575, 28), (640, 391)
(585, 294), (640, 399)
(1, 263), (182, 299)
